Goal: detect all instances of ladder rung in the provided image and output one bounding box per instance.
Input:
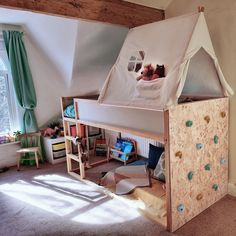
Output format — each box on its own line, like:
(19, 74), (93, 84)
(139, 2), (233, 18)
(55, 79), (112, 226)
(65, 135), (77, 142)
(64, 117), (77, 123)
(67, 153), (81, 162)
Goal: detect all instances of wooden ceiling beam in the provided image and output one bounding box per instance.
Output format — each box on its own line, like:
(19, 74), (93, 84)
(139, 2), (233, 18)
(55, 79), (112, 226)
(0, 0), (164, 28)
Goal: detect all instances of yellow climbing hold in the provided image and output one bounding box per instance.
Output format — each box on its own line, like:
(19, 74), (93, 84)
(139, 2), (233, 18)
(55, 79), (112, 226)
(204, 116), (210, 123)
(221, 111), (226, 118)
(196, 193), (203, 201)
(175, 151), (182, 159)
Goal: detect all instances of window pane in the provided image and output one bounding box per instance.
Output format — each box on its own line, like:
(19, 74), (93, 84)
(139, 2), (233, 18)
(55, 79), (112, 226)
(127, 62), (135, 72)
(0, 75), (11, 134)
(0, 57), (7, 71)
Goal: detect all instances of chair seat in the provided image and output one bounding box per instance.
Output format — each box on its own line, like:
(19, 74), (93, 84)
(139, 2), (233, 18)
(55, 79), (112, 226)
(16, 147), (40, 153)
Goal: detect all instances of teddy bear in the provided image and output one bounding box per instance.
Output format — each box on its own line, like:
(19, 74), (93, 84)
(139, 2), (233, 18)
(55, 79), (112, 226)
(136, 64), (165, 81)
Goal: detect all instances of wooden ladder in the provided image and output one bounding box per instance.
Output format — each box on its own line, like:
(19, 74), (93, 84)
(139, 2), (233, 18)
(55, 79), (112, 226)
(61, 99), (86, 179)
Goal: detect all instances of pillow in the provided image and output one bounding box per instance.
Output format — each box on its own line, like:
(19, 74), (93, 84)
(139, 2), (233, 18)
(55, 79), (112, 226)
(153, 152), (165, 182)
(64, 104), (75, 118)
(148, 144), (164, 169)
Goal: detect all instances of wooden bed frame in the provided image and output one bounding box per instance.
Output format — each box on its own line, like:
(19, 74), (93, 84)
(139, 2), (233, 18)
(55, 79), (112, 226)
(61, 96), (229, 232)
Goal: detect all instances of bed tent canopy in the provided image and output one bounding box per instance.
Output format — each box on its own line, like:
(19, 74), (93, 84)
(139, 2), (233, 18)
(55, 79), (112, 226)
(98, 11), (234, 111)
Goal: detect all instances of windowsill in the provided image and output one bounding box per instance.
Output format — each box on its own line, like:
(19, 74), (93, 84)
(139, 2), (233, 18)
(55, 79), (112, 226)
(0, 141), (20, 147)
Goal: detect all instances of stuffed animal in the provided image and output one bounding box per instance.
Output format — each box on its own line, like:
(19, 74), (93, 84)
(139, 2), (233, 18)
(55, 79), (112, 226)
(43, 128), (55, 137)
(154, 64), (165, 78)
(136, 64), (165, 81)
(43, 126), (61, 138)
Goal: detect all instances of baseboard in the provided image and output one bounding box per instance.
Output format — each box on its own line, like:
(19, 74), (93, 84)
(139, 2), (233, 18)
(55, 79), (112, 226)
(228, 182), (236, 197)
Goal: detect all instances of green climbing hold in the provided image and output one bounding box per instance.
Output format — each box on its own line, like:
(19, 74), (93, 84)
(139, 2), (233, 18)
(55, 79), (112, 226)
(214, 135), (219, 144)
(186, 120), (193, 127)
(205, 163), (212, 171)
(188, 171), (194, 181)
(212, 184), (219, 191)
(177, 204), (185, 212)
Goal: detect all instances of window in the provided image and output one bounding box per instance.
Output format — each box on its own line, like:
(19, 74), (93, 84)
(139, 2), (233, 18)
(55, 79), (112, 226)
(0, 38), (21, 136)
(0, 67), (11, 135)
(127, 51), (145, 73)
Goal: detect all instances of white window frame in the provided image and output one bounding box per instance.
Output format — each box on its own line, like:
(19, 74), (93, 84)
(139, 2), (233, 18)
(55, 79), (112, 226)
(127, 50), (145, 73)
(0, 35), (22, 135)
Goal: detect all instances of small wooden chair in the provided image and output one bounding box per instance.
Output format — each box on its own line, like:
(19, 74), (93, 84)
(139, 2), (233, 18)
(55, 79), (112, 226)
(16, 132), (42, 171)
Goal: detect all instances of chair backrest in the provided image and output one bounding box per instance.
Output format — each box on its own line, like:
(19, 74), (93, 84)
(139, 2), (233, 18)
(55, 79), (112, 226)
(19, 132), (41, 148)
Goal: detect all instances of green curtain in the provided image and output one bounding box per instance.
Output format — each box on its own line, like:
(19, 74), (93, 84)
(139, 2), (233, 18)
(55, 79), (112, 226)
(3, 30), (38, 133)
(3, 30), (43, 166)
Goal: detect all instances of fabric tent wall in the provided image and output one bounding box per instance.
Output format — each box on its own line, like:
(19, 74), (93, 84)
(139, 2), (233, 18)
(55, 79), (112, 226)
(99, 12), (233, 110)
(166, 0), (236, 196)
(182, 48), (223, 97)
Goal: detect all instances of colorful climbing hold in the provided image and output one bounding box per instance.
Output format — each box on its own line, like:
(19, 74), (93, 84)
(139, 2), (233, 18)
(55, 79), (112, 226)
(175, 151), (182, 159)
(212, 184), (219, 191)
(188, 171), (194, 181)
(186, 120), (193, 127)
(196, 193), (203, 201)
(177, 204), (185, 212)
(196, 143), (204, 150)
(205, 163), (212, 171)
(204, 116), (210, 124)
(220, 158), (226, 164)
(221, 111), (226, 118)
(214, 135), (219, 144)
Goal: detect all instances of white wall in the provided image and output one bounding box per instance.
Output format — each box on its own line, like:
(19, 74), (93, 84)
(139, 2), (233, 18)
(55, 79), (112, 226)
(166, 0), (236, 196)
(0, 8), (128, 127)
(0, 142), (20, 168)
(0, 8), (128, 167)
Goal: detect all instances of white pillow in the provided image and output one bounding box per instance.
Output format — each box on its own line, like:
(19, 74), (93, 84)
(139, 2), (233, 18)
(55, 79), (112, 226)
(153, 152), (165, 182)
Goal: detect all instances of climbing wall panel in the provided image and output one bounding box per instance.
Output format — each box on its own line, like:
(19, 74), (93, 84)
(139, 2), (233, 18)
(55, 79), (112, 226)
(168, 98), (229, 231)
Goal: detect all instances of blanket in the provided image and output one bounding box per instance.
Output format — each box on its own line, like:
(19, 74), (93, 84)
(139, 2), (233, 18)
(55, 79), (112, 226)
(100, 165), (150, 195)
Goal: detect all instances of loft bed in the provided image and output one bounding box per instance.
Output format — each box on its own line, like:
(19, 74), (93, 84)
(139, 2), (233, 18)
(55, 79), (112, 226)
(60, 9), (233, 233)
(61, 95), (229, 232)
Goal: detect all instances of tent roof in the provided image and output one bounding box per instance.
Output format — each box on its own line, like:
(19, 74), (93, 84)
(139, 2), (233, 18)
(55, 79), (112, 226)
(98, 12), (234, 111)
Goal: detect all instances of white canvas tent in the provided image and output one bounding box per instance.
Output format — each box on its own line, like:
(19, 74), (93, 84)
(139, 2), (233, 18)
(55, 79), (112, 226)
(98, 12), (234, 111)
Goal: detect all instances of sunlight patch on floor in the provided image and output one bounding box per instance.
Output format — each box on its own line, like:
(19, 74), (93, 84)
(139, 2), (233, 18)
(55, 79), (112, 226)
(0, 179), (90, 216)
(34, 174), (104, 201)
(0, 174), (140, 224)
(72, 197), (140, 224)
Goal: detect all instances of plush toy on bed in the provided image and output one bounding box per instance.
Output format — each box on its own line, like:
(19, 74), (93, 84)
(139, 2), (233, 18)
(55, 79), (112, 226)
(136, 64), (165, 81)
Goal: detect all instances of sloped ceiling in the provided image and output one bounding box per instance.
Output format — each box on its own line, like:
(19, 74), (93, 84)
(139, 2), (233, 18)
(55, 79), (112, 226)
(0, 7), (128, 126)
(124, 0), (173, 10)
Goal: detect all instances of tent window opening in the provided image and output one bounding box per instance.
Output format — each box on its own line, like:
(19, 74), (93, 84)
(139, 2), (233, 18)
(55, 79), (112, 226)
(127, 51), (145, 72)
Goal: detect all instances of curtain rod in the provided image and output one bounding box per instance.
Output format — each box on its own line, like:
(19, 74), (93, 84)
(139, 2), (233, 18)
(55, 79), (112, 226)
(0, 24), (24, 33)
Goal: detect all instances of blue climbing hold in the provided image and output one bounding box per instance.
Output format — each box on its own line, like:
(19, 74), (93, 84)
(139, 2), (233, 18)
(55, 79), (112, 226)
(177, 204), (185, 212)
(186, 120), (193, 127)
(196, 143), (204, 150)
(220, 158), (226, 164)
(213, 184), (219, 191)
(214, 135), (219, 144)
(205, 163), (212, 171)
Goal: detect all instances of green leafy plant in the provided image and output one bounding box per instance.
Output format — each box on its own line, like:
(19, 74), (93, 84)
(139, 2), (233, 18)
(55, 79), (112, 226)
(13, 131), (21, 141)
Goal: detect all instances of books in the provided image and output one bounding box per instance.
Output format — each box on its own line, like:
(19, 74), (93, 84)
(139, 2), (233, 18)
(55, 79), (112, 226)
(112, 138), (134, 161)
(94, 139), (107, 156)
